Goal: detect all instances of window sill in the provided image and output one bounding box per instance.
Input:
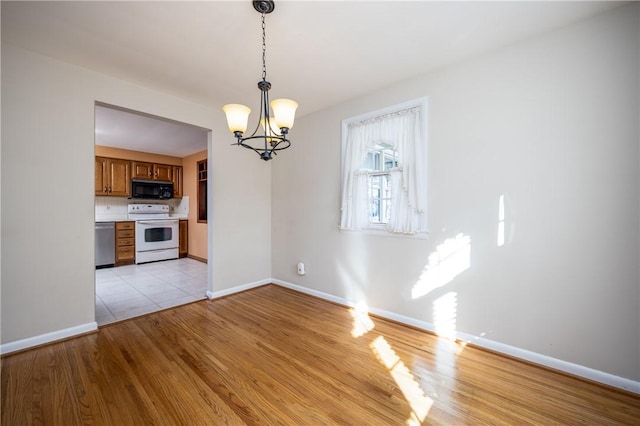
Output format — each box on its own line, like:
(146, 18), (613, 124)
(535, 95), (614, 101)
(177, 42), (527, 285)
(340, 226), (429, 240)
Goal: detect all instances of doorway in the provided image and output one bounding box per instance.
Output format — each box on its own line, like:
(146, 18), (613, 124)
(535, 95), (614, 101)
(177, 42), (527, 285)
(94, 102), (211, 325)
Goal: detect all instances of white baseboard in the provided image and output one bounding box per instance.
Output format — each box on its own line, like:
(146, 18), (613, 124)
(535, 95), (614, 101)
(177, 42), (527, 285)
(272, 278), (640, 395)
(1, 322), (98, 355)
(206, 278), (271, 300)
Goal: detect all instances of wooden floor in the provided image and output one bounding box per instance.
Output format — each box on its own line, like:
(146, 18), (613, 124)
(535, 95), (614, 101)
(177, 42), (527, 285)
(2, 285), (639, 425)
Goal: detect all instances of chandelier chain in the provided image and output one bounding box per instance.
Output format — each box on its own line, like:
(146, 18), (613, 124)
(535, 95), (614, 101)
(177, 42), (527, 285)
(261, 12), (267, 81)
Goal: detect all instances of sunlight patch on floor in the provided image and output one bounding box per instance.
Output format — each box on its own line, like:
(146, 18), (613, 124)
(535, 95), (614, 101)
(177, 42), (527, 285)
(350, 303), (375, 337)
(371, 336), (434, 423)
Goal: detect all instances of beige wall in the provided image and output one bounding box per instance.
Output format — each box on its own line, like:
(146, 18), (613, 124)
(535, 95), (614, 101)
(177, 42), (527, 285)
(271, 5), (639, 382)
(3, 0), (637, 391)
(1, 43), (271, 346)
(95, 145), (183, 166)
(183, 150), (208, 260)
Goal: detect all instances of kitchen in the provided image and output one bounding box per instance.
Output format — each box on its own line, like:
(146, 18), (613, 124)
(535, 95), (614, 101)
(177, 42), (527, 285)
(94, 103), (209, 325)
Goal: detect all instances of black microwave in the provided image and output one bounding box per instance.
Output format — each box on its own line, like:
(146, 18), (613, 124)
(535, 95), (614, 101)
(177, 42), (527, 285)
(131, 179), (173, 199)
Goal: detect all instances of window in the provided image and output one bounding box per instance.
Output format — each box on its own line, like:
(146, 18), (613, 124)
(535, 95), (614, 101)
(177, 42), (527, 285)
(197, 159), (207, 223)
(340, 99), (427, 236)
(365, 143), (397, 225)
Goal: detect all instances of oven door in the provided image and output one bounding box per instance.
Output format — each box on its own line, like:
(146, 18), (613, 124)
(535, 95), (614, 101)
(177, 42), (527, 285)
(135, 220), (179, 262)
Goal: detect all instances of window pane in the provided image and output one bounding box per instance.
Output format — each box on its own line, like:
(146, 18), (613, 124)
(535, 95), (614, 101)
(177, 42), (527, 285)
(381, 174), (391, 223)
(369, 175), (381, 223)
(364, 152), (380, 170)
(368, 173), (391, 224)
(383, 152), (398, 170)
(364, 144), (397, 225)
(370, 199), (381, 223)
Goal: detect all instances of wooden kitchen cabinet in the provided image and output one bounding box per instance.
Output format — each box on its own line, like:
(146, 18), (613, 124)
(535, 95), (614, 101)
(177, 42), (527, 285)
(179, 220), (188, 258)
(115, 221), (135, 266)
(95, 157), (131, 197)
(131, 161), (154, 179)
(172, 166), (183, 198)
(154, 163), (173, 181)
(98, 156), (182, 197)
(95, 158), (107, 194)
(132, 161), (173, 181)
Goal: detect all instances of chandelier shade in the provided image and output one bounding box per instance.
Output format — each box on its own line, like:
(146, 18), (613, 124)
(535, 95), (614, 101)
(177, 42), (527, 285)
(222, 0), (297, 161)
(271, 98), (298, 130)
(222, 104), (251, 134)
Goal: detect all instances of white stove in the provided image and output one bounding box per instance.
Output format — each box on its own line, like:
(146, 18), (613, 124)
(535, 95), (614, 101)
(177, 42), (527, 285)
(128, 204), (178, 264)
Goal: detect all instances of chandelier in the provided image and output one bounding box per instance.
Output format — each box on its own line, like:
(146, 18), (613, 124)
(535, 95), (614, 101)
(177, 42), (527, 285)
(222, 0), (298, 161)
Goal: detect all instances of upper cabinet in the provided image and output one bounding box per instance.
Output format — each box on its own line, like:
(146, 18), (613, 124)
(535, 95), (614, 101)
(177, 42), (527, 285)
(95, 157), (131, 197)
(131, 161), (153, 179)
(131, 161), (173, 181)
(155, 164), (173, 181)
(97, 157), (183, 198)
(95, 157), (106, 194)
(171, 166), (183, 198)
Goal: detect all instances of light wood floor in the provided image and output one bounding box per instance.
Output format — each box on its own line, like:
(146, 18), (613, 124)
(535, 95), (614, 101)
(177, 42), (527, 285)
(2, 284), (639, 425)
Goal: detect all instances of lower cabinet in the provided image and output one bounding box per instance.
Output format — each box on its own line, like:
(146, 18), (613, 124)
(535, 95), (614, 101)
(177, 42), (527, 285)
(115, 221), (135, 266)
(179, 220), (188, 258)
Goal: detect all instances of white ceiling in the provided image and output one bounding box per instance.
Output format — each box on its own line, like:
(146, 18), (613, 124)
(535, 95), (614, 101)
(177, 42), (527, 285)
(94, 104), (210, 158)
(2, 1), (624, 157)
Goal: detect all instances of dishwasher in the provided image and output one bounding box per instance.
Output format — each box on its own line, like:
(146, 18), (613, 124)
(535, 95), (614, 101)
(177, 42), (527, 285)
(95, 222), (115, 268)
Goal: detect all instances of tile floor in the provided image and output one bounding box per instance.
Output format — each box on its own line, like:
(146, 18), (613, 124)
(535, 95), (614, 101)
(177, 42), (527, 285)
(95, 257), (208, 326)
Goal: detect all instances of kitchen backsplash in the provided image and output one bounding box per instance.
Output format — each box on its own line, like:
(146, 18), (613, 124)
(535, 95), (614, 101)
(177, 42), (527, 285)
(95, 196), (189, 221)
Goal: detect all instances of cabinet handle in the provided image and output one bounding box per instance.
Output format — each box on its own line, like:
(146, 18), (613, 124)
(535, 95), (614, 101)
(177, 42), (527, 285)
(104, 186), (108, 193)
(108, 186), (112, 193)
(148, 170), (152, 177)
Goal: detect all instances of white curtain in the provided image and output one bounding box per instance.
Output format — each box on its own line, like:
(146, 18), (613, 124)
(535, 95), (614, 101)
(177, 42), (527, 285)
(340, 106), (426, 234)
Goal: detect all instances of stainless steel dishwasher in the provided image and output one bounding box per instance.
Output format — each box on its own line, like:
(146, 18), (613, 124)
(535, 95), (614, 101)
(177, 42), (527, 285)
(95, 222), (115, 268)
